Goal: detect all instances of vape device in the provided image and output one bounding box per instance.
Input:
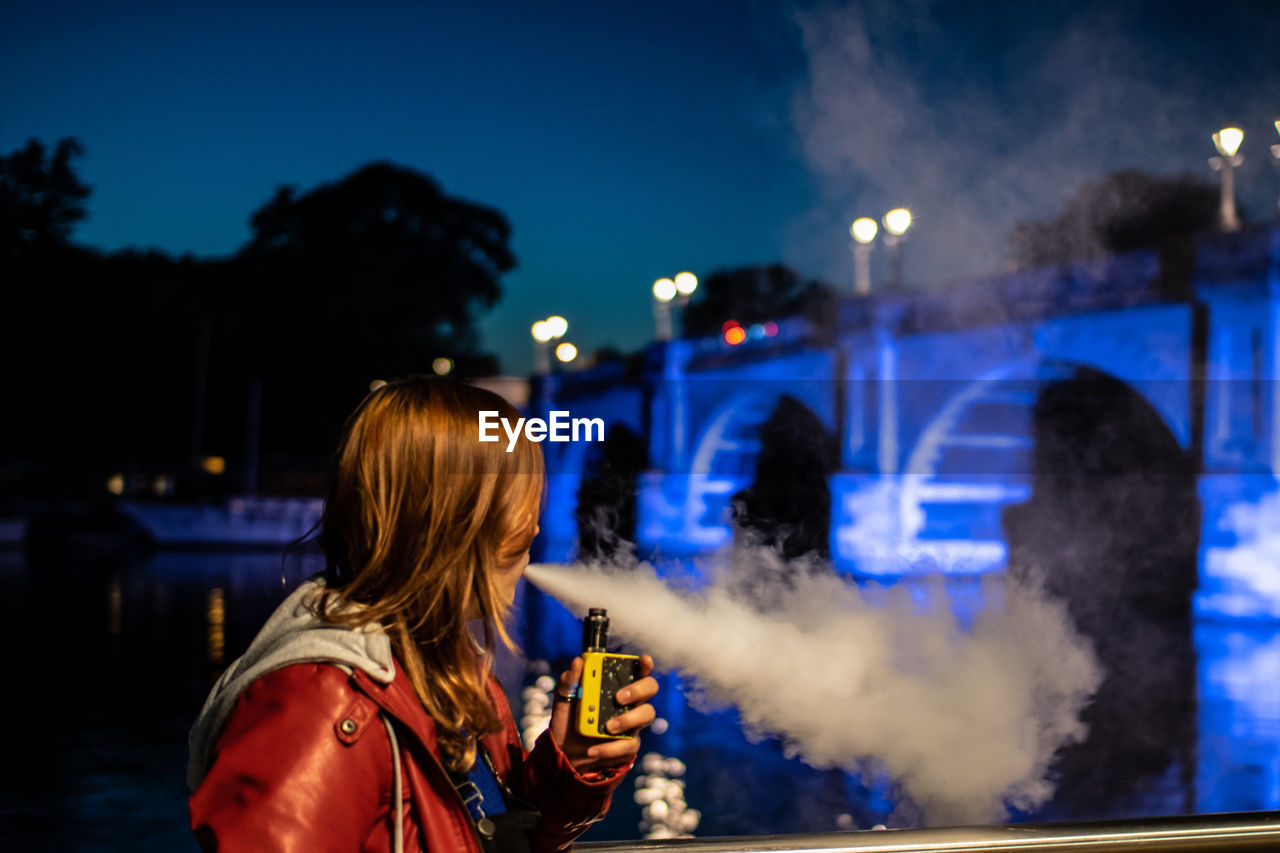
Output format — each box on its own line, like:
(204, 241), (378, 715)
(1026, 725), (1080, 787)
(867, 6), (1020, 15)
(576, 608), (642, 739)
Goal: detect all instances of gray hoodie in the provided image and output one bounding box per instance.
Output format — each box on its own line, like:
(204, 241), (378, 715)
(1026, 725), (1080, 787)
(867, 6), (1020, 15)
(186, 578), (397, 791)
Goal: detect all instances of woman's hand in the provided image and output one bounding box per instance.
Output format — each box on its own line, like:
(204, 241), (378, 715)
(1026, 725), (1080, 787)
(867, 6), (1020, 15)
(548, 655), (659, 774)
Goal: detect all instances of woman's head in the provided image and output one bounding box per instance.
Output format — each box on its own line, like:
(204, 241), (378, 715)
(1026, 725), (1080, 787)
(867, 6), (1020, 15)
(317, 376), (543, 768)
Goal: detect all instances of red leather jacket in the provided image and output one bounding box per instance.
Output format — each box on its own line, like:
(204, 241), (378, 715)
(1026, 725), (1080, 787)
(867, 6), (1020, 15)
(190, 661), (629, 852)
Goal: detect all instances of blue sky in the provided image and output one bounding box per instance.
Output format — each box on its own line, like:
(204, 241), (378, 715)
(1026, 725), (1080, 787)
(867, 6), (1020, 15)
(4, 0), (1278, 373)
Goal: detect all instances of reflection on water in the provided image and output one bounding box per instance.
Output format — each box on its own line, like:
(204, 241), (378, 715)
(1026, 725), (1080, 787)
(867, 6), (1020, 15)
(0, 549), (1277, 847)
(206, 588), (225, 667)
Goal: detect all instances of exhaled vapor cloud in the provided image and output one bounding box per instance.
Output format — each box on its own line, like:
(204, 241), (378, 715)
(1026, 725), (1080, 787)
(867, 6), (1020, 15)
(782, 0), (1280, 291)
(526, 554), (1102, 826)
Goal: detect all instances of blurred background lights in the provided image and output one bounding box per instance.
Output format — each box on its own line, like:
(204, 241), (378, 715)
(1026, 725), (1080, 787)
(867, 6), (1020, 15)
(652, 270), (698, 340)
(555, 341), (578, 362)
(652, 277), (677, 302)
(532, 316), (569, 373)
(1213, 126), (1244, 157)
(201, 456), (226, 475)
(748, 323), (765, 340)
(544, 315), (568, 338)
(723, 323), (746, 345)
(883, 207), (913, 236)
(106, 473), (125, 495)
(850, 217), (878, 244)
(432, 357), (454, 376)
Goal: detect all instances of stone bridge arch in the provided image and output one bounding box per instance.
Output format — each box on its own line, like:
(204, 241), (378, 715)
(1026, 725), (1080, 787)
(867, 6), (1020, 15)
(640, 379), (835, 554)
(836, 357), (1188, 575)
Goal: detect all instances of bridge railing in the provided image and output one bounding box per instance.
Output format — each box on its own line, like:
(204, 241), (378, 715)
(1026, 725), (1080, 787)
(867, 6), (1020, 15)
(579, 810), (1280, 852)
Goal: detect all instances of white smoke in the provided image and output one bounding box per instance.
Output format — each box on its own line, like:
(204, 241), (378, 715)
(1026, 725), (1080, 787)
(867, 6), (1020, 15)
(781, 0), (1280, 289)
(525, 555), (1101, 826)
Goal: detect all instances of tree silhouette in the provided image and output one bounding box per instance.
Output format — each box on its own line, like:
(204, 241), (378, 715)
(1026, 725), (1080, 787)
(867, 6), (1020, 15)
(681, 264), (835, 338)
(4, 154), (521, 499)
(0, 137), (91, 262)
(230, 161), (516, 458)
(1009, 170), (1218, 271)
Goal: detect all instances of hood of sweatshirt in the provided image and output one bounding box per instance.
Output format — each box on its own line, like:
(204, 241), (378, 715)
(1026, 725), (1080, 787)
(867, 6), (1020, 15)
(186, 577), (396, 790)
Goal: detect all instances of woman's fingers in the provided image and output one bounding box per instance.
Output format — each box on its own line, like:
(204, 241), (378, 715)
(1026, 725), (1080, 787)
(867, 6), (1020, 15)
(548, 657), (583, 736)
(559, 657), (583, 696)
(550, 654), (659, 770)
(604, 700), (656, 735)
(615, 675), (658, 706)
(587, 732), (644, 762)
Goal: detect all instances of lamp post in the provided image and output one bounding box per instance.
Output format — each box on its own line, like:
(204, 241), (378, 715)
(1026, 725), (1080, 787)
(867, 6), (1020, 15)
(850, 217), (877, 296)
(1270, 119), (1280, 217)
(1210, 127), (1244, 232)
(531, 314), (568, 374)
(652, 271), (698, 341)
(882, 208), (912, 289)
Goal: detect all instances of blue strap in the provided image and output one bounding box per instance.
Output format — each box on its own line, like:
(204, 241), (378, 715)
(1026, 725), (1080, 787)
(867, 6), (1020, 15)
(461, 747), (507, 819)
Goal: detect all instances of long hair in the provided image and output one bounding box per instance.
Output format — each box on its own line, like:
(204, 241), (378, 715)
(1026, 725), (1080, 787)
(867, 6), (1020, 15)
(316, 376), (543, 772)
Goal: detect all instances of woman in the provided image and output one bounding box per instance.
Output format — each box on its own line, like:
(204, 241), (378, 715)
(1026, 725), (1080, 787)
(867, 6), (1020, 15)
(187, 377), (659, 851)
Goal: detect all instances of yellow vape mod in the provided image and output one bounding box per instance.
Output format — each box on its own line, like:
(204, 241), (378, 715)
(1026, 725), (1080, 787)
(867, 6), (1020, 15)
(576, 608), (641, 739)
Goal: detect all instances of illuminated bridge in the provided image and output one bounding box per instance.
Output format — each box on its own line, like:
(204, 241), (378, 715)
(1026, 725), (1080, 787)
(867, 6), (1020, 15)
(520, 224), (1280, 830)
(530, 225), (1280, 620)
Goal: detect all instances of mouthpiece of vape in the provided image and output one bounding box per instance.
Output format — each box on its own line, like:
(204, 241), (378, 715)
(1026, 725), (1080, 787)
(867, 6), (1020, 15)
(582, 607), (609, 653)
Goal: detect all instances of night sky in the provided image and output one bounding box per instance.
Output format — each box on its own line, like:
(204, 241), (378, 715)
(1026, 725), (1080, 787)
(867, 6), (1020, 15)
(4, 0), (1278, 374)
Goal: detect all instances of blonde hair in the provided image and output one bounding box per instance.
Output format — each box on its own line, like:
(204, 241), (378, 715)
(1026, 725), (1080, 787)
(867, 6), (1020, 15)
(317, 376), (543, 771)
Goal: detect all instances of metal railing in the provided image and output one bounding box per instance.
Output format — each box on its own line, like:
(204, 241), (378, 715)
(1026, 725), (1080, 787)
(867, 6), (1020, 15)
(579, 810), (1280, 852)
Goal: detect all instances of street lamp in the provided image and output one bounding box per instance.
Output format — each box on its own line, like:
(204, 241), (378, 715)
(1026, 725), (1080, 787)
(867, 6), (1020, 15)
(1211, 127), (1244, 232)
(555, 342), (578, 364)
(531, 315), (568, 374)
(1270, 119), (1280, 217)
(850, 217), (877, 296)
(652, 271), (698, 341)
(882, 208), (912, 289)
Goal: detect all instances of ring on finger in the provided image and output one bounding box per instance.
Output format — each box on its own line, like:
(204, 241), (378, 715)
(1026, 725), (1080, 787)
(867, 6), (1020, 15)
(553, 685), (581, 703)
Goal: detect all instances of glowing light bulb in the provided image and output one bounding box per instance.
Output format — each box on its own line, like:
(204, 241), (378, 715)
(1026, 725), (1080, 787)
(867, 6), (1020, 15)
(1213, 127), (1244, 157)
(545, 315), (568, 338)
(883, 208), (912, 236)
(850, 217), (878, 243)
(653, 278), (676, 302)
(555, 342), (578, 362)
(674, 271), (698, 295)
(532, 320), (553, 342)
